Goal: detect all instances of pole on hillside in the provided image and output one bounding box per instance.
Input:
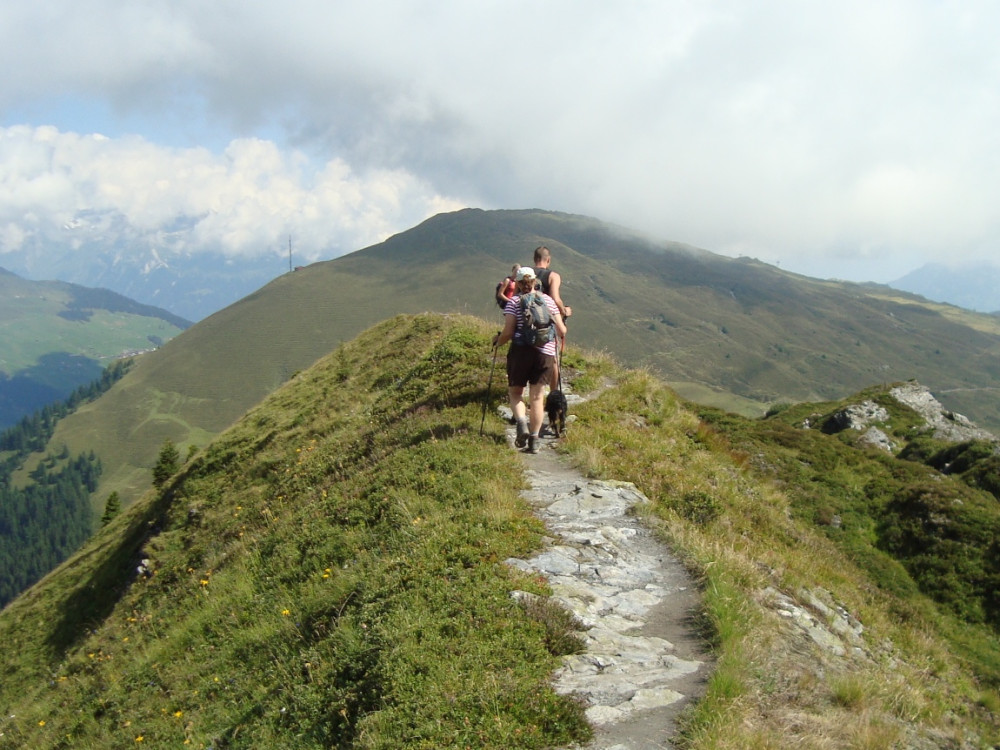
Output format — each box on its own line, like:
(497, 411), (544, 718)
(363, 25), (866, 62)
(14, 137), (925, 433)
(480, 339), (500, 436)
(288, 235), (293, 273)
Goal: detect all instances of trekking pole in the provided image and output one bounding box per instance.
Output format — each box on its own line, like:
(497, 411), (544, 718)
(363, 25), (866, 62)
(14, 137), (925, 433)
(480, 337), (500, 436)
(556, 336), (566, 391)
(557, 333), (564, 391)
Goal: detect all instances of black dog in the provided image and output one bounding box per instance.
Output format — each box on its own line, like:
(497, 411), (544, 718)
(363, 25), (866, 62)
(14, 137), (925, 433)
(545, 389), (568, 438)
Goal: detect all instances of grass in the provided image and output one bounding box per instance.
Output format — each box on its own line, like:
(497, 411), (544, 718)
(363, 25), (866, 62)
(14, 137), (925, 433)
(3, 311), (1000, 748)
(0, 273), (183, 379)
(0, 314), (590, 749)
(559, 366), (1000, 748)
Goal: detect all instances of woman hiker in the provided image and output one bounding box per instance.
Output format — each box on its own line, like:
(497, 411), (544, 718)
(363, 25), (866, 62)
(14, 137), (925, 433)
(492, 266), (567, 454)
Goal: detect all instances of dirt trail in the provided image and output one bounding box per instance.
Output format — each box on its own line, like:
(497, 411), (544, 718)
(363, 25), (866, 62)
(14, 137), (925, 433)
(503, 390), (712, 749)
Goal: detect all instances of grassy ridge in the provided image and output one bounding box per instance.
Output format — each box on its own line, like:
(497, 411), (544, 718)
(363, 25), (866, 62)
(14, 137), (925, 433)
(0, 270), (187, 377)
(0, 314), (590, 749)
(36, 209), (1000, 516)
(1, 313), (999, 747)
(0, 270), (187, 430)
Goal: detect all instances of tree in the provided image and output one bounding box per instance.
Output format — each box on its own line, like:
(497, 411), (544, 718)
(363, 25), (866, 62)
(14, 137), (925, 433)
(152, 439), (180, 488)
(100, 491), (121, 526)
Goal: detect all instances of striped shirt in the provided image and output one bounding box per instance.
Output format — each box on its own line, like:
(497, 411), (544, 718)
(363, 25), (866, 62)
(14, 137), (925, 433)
(504, 293), (560, 356)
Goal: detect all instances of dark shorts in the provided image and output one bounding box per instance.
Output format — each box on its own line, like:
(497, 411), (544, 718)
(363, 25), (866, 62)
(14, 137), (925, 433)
(506, 344), (554, 388)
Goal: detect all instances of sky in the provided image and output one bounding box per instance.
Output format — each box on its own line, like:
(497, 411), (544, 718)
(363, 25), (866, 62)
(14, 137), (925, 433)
(2, 0), (999, 283)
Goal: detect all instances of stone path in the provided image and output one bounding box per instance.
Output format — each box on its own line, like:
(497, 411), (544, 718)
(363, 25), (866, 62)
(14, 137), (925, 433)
(502, 394), (712, 749)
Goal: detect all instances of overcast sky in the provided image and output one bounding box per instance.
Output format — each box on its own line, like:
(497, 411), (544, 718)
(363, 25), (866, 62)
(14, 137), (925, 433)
(2, 0), (998, 282)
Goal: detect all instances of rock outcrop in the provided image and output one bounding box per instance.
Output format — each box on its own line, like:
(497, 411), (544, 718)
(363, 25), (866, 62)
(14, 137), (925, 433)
(889, 382), (997, 443)
(810, 382), (996, 451)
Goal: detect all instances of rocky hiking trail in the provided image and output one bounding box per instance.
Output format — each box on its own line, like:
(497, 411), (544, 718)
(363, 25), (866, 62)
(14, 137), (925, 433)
(501, 386), (712, 749)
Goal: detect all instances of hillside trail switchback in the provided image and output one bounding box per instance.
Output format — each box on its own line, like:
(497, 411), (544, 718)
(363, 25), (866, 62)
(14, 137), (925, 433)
(501, 383), (712, 750)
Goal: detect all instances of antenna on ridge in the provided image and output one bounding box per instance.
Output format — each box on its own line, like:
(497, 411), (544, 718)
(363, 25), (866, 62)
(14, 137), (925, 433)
(288, 235), (292, 273)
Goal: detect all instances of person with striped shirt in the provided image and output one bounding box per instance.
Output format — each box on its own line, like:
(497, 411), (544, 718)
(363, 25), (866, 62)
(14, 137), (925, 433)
(492, 266), (567, 454)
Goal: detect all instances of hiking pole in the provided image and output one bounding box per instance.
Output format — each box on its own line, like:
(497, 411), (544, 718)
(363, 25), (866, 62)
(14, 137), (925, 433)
(480, 336), (500, 436)
(557, 333), (564, 391)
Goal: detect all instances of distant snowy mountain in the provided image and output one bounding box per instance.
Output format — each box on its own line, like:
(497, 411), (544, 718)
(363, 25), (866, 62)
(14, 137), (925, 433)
(2, 236), (297, 321)
(890, 263), (1000, 314)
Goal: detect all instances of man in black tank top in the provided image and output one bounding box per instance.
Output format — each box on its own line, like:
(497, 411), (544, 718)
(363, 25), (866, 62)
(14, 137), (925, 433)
(533, 246), (571, 389)
(532, 246), (571, 320)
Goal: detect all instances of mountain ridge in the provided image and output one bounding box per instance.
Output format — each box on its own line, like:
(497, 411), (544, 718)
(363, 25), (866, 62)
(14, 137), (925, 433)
(25, 208), (1000, 516)
(0, 269), (190, 429)
(891, 261), (1000, 314)
(3, 237), (288, 321)
(1, 313), (996, 748)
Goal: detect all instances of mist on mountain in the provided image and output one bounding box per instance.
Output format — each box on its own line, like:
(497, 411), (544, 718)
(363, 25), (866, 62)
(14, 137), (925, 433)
(891, 262), (1000, 314)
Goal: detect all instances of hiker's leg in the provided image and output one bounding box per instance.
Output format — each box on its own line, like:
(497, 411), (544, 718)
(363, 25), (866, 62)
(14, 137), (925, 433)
(506, 348), (531, 418)
(508, 385), (526, 421)
(507, 349), (533, 447)
(528, 380), (546, 435)
(509, 385), (530, 447)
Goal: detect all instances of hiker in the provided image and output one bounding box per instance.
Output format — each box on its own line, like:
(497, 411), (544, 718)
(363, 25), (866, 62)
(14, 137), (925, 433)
(492, 266), (567, 454)
(532, 246), (572, 320)
(532, 245), (571, 388)
(495, 264), (519, 310)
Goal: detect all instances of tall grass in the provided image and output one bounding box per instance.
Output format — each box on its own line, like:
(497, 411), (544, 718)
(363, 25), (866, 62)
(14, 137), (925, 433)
(561, 367), (1000, 748)
(0, 314), (590, 749)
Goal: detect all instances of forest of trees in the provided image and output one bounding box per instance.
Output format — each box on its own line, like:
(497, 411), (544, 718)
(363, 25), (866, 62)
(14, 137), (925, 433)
(0, 451), (100, 606)
(0, 358), (132, 608)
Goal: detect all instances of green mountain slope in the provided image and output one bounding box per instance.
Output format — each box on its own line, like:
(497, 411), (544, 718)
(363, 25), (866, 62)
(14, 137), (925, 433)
(0, 314), (592, 749)
(0, 314), (996, 748)
(0, 268), (190, 429)
(35, 208), (1000, 514)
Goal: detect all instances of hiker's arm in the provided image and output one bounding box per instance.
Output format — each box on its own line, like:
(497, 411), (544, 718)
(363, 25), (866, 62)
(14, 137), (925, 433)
(553, 310), (567, 340)
(493, 313), (517, 347)
(548, 272), (571, 319)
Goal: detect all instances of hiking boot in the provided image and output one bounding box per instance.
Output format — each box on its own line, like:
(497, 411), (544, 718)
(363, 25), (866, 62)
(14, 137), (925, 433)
(514, 420), (529, 448)
(527, 435), (539, 454)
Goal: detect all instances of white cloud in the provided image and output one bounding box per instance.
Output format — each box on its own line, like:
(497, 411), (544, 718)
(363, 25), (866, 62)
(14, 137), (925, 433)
(0, 125), (463, 259)
(2, 1), (1000, 281)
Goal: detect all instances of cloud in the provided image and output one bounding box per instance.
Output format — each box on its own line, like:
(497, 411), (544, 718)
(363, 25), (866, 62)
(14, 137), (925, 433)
(0, 125), (462, 260)
(2, 1), (1000, 281)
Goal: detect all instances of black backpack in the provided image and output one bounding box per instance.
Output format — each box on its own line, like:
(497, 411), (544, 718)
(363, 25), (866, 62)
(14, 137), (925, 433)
(513, 292), (555, 347)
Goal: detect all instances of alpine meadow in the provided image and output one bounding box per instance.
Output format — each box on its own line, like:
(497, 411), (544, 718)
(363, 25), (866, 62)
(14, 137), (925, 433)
(1, 209), (999, 747)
